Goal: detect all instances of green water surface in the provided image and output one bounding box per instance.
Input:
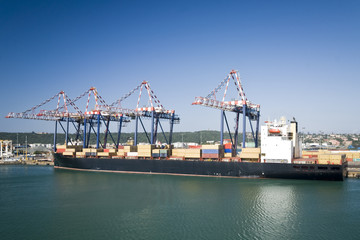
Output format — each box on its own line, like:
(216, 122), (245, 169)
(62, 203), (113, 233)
(0, 166), (359, 240)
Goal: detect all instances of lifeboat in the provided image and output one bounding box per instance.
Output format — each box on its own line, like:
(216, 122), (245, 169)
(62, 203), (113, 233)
(269, 128), (281, 134)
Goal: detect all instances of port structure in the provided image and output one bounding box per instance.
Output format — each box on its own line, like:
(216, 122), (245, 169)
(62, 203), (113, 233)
(192, 70), (260, 152)
(5, 88), (131, 151)
(80, 87), (132, 150)
(6, 90), (86, 151)
(6, 82), (179, 150)
(108, 81), (180, 146)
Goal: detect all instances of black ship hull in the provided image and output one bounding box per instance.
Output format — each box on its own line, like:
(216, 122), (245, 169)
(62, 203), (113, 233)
(54, 154), (346, 181)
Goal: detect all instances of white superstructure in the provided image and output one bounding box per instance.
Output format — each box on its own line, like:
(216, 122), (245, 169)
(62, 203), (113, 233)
(261, 117), (302, 163)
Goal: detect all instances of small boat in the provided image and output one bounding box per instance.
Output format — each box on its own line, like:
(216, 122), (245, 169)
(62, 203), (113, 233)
(268, 128), (281, 134)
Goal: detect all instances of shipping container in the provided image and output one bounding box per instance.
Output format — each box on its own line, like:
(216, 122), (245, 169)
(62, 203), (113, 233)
(202, 145), (223, 150)
(62, 151), (74, 156)
(202, 149), (220, 154)
(127, 152), (138, 157)
(241, 148), (261, 154)
(202, 153), (219, 158)
(124, 146), (137, 152)
(240, 152), (260, 159)
(224, 143), (232, 149)
(152, 153), (160, 158)
(224, 149), (232, 153)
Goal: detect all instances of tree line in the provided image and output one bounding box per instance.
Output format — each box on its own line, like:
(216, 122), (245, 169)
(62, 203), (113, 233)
(0, 131), (243, 145)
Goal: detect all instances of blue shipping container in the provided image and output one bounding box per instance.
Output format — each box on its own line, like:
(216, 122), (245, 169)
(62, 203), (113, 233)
(224, 149), (232, 153)
(202, 149), (219, 154)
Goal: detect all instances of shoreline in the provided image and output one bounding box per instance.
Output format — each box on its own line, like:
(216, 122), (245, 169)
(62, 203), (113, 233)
(0, 160), (54, 166)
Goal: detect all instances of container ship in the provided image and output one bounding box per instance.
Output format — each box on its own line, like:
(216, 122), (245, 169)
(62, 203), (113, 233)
(54, 118), (346, 181)
(5, 70), (347, 180)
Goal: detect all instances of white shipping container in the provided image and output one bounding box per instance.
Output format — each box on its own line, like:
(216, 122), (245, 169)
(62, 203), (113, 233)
(127, 152), (138, 157)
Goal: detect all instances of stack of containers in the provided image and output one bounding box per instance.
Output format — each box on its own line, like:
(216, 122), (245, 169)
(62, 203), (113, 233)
(117, 145), (137, 157)
(318, 154), (345, 165)
(292, 158), (317, 164)
(202, 145), (223, 159)
(224, 143), (232, 158)
(104, 149), (117, 154)
(352, 152), (360, 162)
(152, 149), (160, 158)
(138, 145), (155, 158)
(184, 148), (201, 159)
(97, 152), (109, 157)
(345, 152), (353, 162)
(239, 148), (261, 161)
(302, 150), (320, 159)
(56, 145), (66, 154)
(98, 149), (117, 157)
(58, 145), (83, 156)
(76, 152), (86, 158)
(124, 146), (137, 152)
(127, 152), (138, 158)
(151, 149), (169, 158)
(83, 148), (100, 157)
(160, 149), (169, 158)
(117, 146), (125, 157)
(172, 148), (186, 158)
(62, 150), (75, 157)
(63, 147), (76, 157)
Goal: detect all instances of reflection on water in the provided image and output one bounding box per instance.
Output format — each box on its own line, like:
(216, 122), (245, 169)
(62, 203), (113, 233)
(253, 185), (297, 239)
(1, 166), (360, 240)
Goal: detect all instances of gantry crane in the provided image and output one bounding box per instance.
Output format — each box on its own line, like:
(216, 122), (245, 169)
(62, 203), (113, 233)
(6, 88), (131, 151)
(6, 90), (85, 150)
(109, 81), (180, 146)
(192, 70), (260, 153)
(6, 82), (179, 150)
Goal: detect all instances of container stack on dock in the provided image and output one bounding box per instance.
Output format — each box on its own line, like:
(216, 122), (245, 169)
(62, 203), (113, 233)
(202, 145), (223, 159)
(224, 143), (232, 158)
(239, 148), (261, 162)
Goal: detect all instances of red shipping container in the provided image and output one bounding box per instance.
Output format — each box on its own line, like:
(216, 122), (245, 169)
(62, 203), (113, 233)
(104, 149), (110, 152)
(224, 143), (232, 149)
(118, 146), (124, 149)
(189, 145), (201, 149)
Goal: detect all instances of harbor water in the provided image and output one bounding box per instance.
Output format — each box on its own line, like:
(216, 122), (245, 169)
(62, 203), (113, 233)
(1, 165), (360, 240)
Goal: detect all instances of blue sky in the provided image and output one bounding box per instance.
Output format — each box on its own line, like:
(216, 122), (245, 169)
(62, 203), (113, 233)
(1, 0), (360, 134)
